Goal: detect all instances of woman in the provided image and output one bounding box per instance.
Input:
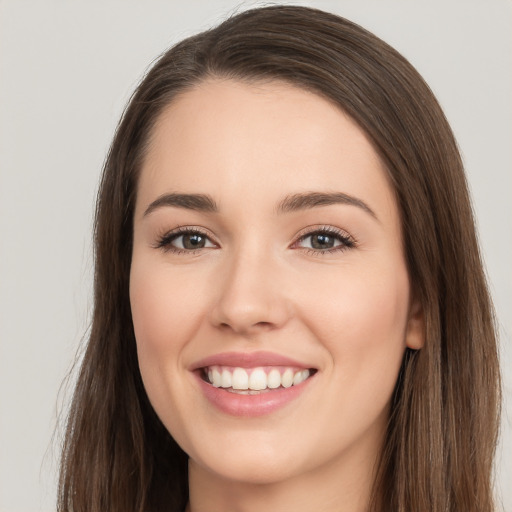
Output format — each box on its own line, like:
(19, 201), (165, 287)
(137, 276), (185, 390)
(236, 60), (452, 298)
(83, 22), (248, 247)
(58, 6), (501, 512)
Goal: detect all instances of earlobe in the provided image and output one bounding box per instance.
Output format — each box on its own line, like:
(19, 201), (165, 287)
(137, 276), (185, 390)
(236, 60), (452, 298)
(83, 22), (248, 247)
(405, 298), (425, 349)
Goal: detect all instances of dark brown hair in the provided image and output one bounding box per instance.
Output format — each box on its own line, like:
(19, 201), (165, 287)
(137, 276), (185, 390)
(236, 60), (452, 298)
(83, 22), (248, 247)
(58, 6), (500, 512)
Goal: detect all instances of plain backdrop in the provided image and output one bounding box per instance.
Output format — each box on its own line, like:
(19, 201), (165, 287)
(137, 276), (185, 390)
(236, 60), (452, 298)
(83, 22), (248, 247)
(0, 1), (510, 511)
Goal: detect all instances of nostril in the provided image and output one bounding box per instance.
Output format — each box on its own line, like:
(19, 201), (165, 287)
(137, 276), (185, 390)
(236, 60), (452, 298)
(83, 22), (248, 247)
(210, 277), (292, 334)
(254, 321), (275, 330)
(217, 320), (277, 334)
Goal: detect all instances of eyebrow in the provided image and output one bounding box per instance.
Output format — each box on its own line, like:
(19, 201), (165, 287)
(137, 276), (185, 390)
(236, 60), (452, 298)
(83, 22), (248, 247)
(276, 191), (378, 220)
(143, 190), (377, 220)
(144, 193), (218, 216)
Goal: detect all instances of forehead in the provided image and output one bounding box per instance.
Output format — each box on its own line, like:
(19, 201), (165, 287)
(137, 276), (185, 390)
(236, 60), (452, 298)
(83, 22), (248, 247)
(137, 79), (397, 221)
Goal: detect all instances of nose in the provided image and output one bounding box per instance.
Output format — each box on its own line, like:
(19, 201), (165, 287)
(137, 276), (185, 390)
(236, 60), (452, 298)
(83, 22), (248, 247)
(209, 247), (292, 336)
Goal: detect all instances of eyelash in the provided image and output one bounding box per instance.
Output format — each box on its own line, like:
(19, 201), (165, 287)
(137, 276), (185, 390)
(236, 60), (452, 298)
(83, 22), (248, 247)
(154, 225), (356, 255)
(293, 226), (356, 255)
(154, 226), (216, 255)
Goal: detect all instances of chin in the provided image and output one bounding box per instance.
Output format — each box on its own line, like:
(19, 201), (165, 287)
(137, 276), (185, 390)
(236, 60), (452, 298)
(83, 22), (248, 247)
(187, 433), (305, 486)
(200, 456), (299, 486)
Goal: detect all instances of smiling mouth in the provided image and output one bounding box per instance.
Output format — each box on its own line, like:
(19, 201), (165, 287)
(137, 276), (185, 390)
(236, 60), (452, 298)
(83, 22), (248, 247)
(201, 365), (317, 394)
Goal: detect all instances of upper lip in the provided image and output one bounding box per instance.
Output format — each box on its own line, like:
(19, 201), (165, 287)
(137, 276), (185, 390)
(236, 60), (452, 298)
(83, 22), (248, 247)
(190, 351), (314, 370)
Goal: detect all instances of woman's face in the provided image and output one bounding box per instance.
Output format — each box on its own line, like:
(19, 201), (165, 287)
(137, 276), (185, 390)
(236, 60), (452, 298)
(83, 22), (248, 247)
(130, 79), (423, 486)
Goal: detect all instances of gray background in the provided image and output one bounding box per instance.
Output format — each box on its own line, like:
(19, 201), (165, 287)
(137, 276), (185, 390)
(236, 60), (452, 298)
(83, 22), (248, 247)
(0, 1), (510, 511)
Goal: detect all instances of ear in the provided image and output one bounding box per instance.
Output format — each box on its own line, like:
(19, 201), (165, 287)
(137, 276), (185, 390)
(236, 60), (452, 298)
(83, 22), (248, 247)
(405, 297), (425, 350)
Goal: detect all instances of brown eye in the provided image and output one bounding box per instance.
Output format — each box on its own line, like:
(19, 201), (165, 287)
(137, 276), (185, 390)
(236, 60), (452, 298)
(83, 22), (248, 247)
(296, 228), (355, 253)
(310, 233), (337, 250)
(181, 233), (207, 249)
(157, 229), (216, 252)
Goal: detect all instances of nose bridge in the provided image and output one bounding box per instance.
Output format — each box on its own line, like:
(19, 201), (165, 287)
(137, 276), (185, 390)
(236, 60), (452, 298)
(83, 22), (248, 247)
(211, 238), (290, 334)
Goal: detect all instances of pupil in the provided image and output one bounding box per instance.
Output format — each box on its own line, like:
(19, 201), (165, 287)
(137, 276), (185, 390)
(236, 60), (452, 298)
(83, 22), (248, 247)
(311, 234), (334, 249)
(183, 234), (205, 249)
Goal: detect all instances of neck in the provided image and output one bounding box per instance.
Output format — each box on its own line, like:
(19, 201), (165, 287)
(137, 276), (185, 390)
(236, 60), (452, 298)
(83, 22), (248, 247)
(186, 442), (380, 512)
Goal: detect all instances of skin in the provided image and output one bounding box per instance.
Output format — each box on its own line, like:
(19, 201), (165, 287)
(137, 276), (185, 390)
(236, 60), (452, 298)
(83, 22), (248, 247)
(130, 79), (424, 512)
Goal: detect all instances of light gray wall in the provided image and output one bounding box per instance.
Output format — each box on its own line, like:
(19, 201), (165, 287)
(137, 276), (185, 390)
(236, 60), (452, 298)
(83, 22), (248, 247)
(0, 1), (510, 511)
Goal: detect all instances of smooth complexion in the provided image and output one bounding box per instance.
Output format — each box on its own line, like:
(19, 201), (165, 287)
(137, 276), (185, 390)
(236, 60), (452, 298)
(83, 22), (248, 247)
(130, 80), (424, 512)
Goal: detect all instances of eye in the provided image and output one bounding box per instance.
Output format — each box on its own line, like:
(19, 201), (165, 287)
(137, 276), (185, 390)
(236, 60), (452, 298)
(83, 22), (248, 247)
(294, 227), (355, 254)
(155, 228), (217, 253)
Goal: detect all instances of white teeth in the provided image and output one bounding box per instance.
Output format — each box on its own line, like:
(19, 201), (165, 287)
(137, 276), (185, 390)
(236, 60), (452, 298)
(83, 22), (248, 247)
(281, 368), (294, 388)
(267, 368), (281, 389)
(248, 368), (267, 390)
(293, 369), (310, 385)
(205, 366), (312, 391)
(221, 369), (232, 388)
(232, 368), (249, 390)
(211, 368), (222, 387)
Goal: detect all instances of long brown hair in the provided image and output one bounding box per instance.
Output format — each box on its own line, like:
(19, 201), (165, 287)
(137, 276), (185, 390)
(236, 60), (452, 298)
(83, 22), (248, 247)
(58, 6), (500, 512)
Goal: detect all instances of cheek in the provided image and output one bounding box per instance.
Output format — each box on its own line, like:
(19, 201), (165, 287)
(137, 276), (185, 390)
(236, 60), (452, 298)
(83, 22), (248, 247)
(130, 258), (202, 349)
(129, 255), (208, 404)
(129, 255), (216, 445)
(296, 260), (410, 382)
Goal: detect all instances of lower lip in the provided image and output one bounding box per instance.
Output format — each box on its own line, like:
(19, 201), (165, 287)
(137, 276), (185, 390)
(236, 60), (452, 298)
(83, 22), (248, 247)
(195, 373), (314, 417)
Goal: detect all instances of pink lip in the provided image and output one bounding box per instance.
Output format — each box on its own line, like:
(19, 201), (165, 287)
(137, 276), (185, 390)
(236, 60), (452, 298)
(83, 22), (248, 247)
(190, 351), (316, 417)
(195, 374), (314, 417)
(190, 350), (311, 370)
